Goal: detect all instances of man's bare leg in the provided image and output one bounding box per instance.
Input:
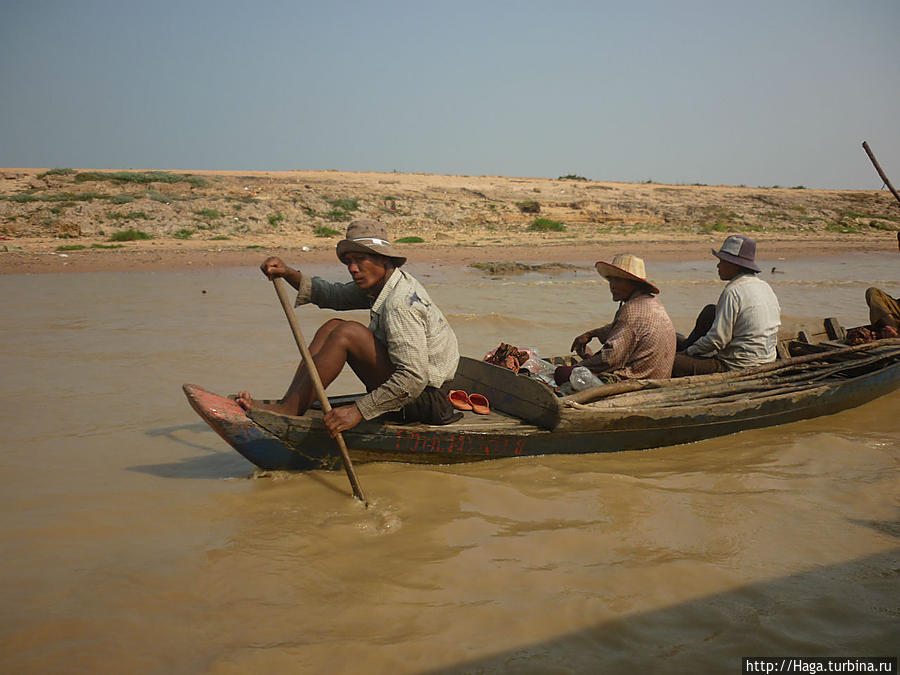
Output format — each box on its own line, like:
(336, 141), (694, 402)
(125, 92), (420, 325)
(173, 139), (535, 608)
(236, 319), (392, 415)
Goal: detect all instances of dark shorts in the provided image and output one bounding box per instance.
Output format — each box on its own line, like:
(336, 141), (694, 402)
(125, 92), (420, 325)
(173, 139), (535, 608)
(391, 383), (463, 425)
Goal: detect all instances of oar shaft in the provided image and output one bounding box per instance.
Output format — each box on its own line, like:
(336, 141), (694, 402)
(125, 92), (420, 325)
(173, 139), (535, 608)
(272, 278), (367, 505)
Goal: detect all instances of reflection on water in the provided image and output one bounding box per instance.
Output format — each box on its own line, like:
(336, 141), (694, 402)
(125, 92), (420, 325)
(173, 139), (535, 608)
(0, 253), (897, 672)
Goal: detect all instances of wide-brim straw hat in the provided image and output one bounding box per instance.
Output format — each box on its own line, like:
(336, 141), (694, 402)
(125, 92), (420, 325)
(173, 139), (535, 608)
(336, 219), (407, 266)
(711, 234), (760, 273)
(595, 253), (660, 295)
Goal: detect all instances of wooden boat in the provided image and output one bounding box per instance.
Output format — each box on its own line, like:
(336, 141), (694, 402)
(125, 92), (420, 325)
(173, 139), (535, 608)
(183, 320), (900, 471)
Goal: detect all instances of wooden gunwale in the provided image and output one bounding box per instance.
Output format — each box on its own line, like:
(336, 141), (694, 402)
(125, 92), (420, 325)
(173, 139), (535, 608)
(581, 348), (899, 410)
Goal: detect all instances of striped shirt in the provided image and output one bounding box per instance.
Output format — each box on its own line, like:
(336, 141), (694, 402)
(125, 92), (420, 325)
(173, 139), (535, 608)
(685, 273), (781, 369)
(581, 291), (676, 380)
(295, 268), (460, 420)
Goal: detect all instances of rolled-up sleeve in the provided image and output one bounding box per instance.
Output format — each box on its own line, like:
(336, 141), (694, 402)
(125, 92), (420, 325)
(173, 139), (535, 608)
(296, 276), (370, 310)
(355, 305), (429, 419)
(583, 321), (634, 373)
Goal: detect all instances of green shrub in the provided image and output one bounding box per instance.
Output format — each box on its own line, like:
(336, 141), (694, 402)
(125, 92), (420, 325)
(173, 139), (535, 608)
(326, 209), (352, 221)
(194, 208), (222, 220)
(173, 228), (195, 240)
(396, 236), (424, 243)
(327, 197), (360, 211)
(528, 217), (566, 232)
(75, 171), (207, 187)
(38, 168), (76, 178)
(107, 210), (150, 220)
(516, 200), (541, 213)
(314, 226), (341, 237)
(109, 228), (151, 241)
(91, 243), (124, 249)
(268, 212), (284, 226)
(56, 244), (86, 251)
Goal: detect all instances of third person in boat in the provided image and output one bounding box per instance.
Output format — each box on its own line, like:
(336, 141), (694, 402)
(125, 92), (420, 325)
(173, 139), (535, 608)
(672, 234), (781, 377)
(555, 254), (676, 388)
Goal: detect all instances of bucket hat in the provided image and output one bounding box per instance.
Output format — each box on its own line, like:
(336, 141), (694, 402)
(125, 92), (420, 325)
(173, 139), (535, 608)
(336, 219), (407, 266)
(595, 253), (660, 295)
(711, 234), (760, 273)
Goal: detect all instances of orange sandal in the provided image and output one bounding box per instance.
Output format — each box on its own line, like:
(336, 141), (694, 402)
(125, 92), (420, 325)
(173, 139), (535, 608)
(448, 390), (473, 411)
(468, 393), (490, 415)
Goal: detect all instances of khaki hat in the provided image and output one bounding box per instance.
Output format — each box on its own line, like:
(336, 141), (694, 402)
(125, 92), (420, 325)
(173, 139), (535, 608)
(711, 234), (760, 273)
(595, 253), (660, 295)
(336, 219), (407, 266)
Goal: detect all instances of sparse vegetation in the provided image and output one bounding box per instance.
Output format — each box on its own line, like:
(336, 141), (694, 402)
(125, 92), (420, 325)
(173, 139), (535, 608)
(515, 200), (540, 213)
(396, 236), (424, 243)
(470, 261), (582, 275)
(107, 210), (150, 221)
(38, 168), (76, 178)
(56, 244), (86, 251)
(267, 212), (285, 226)
(558, 174), (588, 181)
(75, 171), (207, 187)
(91, 243), (124, 249)
(109, 228), (151, 241)
(173, 228), (195, 240)
(528, 218), (566, 232)
(314, 226), (341, 237)
(194, 208), (222, 220)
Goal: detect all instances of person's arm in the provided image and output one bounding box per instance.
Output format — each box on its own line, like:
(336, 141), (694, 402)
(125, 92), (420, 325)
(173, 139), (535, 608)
(354, 306), (429, 420)
(685, 290), (737, 356)
(260, 256), (303, 289)
(580, 320), (633, 373)
(570, 324), (612, 358)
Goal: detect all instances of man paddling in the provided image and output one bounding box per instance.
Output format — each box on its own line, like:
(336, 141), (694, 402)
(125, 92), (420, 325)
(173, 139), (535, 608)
(555, 254), (676, 385)
(236, 219), (462, 435)
(672, 234), (781, 377)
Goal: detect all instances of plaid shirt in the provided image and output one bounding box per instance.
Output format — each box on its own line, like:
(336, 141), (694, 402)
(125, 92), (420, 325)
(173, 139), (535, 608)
(295, 269), (460, 420)
(581, 291), (676, 380)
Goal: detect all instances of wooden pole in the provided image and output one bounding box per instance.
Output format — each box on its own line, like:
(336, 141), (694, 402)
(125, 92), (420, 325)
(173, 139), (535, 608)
(862, 141), (900, 207)
(564, 338), (900, 405)
(272, 278), (367, 506)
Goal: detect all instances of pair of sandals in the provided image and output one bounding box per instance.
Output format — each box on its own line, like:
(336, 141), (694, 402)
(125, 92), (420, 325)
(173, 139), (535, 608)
(448, 390), (490, 415)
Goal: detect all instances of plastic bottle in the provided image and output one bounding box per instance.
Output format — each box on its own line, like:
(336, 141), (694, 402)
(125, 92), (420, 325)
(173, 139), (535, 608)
(569, 366), (603, 391)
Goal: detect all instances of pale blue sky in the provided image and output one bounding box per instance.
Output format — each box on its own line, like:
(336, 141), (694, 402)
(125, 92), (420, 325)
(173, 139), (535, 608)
(2, 0), (898, 189)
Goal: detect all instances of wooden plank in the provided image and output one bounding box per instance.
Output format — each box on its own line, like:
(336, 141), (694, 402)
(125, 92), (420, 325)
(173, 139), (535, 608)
(449, 356), (561, 429)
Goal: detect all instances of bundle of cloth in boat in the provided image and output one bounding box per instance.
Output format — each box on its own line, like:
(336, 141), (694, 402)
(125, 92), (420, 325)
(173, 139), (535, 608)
(483, 343), (531, 373)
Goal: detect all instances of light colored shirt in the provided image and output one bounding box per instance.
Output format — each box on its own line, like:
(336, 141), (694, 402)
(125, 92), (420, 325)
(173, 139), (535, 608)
(581, 291), (676, 380)
(295, 268), (460, 420)
(686, 273), (781, 369)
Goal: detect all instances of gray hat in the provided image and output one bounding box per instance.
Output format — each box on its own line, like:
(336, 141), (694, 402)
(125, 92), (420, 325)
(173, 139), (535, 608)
(712, 234), (761, 273)
(336, 219), (406, 266)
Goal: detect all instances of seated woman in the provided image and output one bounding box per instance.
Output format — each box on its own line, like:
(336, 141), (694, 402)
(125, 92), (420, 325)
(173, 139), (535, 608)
(555, 254), (676, 386)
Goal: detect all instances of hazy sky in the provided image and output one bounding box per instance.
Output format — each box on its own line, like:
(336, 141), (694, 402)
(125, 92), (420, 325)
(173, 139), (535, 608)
(2, 1), (898, 189)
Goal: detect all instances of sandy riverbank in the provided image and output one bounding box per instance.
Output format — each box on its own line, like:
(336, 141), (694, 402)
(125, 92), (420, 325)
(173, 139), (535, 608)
(1, 168), (898, 274)
(0, 235), (897, 275)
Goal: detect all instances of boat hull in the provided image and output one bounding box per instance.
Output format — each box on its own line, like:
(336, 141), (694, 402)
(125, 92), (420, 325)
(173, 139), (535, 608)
(183, 352), (900, 471)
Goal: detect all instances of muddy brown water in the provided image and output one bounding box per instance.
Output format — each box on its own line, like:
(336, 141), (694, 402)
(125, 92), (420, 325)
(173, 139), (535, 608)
(1, 253), (898, 673)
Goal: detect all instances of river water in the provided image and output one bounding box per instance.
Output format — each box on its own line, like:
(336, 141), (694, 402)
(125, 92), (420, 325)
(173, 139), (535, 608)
(1, 253), (898, 673)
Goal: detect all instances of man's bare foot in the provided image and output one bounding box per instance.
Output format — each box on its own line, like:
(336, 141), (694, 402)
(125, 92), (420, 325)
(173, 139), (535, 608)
(234, 391), (296, 415)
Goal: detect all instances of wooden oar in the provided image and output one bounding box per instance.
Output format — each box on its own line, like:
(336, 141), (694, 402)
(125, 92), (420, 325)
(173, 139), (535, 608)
(272, 277), (368, 506)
